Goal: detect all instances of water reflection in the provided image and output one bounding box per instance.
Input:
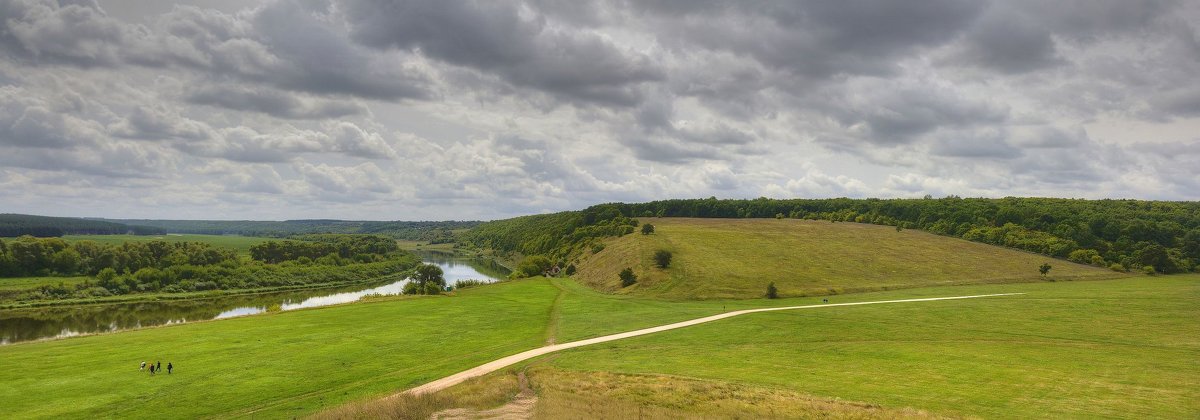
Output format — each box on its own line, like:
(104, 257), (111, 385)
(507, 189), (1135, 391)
(0, 252), (508, 345)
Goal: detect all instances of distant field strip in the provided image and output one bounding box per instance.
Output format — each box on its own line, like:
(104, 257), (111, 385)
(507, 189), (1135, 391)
(406, 292), (1024, 395)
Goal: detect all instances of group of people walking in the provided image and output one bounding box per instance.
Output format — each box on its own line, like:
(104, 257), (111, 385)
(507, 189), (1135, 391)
(139, 360), (173, 375)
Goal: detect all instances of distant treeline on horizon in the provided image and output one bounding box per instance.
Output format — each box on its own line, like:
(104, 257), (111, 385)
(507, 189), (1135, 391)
(0, 214), (478, 242)
(0, 214), (164, 237)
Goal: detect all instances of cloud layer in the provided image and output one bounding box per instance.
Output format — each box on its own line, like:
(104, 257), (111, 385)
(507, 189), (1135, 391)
(1, 0), (1197, 220)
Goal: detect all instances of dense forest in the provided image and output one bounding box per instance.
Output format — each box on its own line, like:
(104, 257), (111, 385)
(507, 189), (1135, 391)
(0, 235), (419, 303)
(0, 214), (164, 237)
(463, 197), (1200, 274)
(108, 219), (476, 242)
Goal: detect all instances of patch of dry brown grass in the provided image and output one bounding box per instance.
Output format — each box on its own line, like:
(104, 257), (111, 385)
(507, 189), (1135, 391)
(529, 367), (955, 419)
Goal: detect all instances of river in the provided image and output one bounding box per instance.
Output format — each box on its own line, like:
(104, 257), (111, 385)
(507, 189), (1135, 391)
(0, 251), (509, 345)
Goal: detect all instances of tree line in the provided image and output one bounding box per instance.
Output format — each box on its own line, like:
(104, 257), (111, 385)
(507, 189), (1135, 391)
(0, 214), (164, 237)
(107, 219), (477, 241)
(461, 206), (639, 262)
(0, 235), (419, 303)
(465, 197), (1200, 274)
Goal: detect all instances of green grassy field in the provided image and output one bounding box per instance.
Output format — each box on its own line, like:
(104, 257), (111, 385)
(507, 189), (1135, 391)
(2, 272), (1194, 418)
(538, 276), (1200, 418)
(2, 219), (1192, 419)
(57, 234), (275, 254)
(0, 280), (559, 419)
(576, 218), (1126, 299)
(0, 276), (89, 291)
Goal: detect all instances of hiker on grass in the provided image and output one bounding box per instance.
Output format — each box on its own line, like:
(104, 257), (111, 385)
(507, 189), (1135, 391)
(156, 361), (161, 371)
(167, 363), (173, 374)
(149, 365), (155, 375)
(140, 361), (146, 371)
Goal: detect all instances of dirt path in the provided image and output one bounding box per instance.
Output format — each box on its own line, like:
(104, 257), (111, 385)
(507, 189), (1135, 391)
(430, 372), (537, 420)
(405, 292), (1023, 396)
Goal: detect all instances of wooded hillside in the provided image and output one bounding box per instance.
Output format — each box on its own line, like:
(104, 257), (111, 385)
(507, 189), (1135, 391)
(465, 197), (1200, 274)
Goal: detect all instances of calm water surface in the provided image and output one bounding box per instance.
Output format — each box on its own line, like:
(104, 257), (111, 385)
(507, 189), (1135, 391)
(0, 251), (508, 345)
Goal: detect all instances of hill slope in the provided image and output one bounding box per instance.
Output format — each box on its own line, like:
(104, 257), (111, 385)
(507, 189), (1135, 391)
(575, 218), (1126, 299)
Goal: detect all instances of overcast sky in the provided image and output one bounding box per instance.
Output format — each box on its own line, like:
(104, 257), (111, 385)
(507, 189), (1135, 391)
(1, 0), (1198, 221)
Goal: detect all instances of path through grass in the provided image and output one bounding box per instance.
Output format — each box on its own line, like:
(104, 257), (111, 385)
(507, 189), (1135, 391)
(541, 276), (1200, 418)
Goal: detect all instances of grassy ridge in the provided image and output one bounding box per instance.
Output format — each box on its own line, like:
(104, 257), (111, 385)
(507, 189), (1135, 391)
(540, 276), (1200, 418)
(576, 218), (1125, 299)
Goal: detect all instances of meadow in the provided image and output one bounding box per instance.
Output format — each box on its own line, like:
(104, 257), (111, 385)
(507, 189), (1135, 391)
(575, 218), (1125, 299)
(2, 220), (1193, 419)
(536, 276), (1200, 418)
(0, 280), (559, 418)
(0, 276), (89, 291)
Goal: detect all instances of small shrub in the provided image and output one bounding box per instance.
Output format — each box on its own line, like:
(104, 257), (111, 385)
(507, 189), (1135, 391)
(619, 267), (637, 287)
(1039, 263), (1052, 277)
(641, 224), (655, 235)
(591, 243), (606, 254)
(1109, 263), (1126, 272)
(1143, 266), (1157, 276)
(455, 279), (488, 289)
(565, 264), (576, 275)
(766, 282), (778, 299)
(653, 250), (672, 268)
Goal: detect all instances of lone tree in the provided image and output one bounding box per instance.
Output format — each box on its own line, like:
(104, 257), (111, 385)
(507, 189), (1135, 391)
(641, 224), (655, 235)
(654, 250), (672, 268)
(619, 267), (637, 287)
(1039, 263), (1052, 277)
(406, 264), (446, 295)
(766, 282), (778, 299)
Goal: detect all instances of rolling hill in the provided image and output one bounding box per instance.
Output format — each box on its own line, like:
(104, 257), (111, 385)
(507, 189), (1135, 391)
(574, 218), (1126, 299)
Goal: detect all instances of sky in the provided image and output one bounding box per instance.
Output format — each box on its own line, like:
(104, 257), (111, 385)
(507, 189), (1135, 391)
(1, 0), (1198, 221)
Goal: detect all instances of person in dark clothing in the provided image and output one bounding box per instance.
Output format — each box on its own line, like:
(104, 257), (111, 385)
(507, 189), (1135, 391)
(167, 363), (173, 374)
(156, 361), (161, 371)
(149, 365), (155, 375)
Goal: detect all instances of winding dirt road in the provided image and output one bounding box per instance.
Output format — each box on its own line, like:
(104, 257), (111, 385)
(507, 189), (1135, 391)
(405, 292), (1024, 395)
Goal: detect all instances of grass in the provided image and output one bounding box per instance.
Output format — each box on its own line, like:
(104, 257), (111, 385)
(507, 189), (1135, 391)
(527, 367), (942, 419)
(314, 369), (522, 420)
(58, 234), (275, 254)
(0, 279), (560, 419)
(538, 276), (1200, 418)
(2, 222), (1192, 418)
(576, 218), (1126, 299)
(0, 276), (89, 291)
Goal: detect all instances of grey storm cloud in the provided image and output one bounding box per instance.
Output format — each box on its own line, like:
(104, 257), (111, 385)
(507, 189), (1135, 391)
(186, 84), (368, 119)
(632, 0), (985, 79)
(342, 0), (664, 107)
(0, 0), (1198, 220)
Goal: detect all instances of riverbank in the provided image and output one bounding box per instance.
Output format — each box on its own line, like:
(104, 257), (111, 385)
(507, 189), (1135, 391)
(0, 271), (416, 310)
